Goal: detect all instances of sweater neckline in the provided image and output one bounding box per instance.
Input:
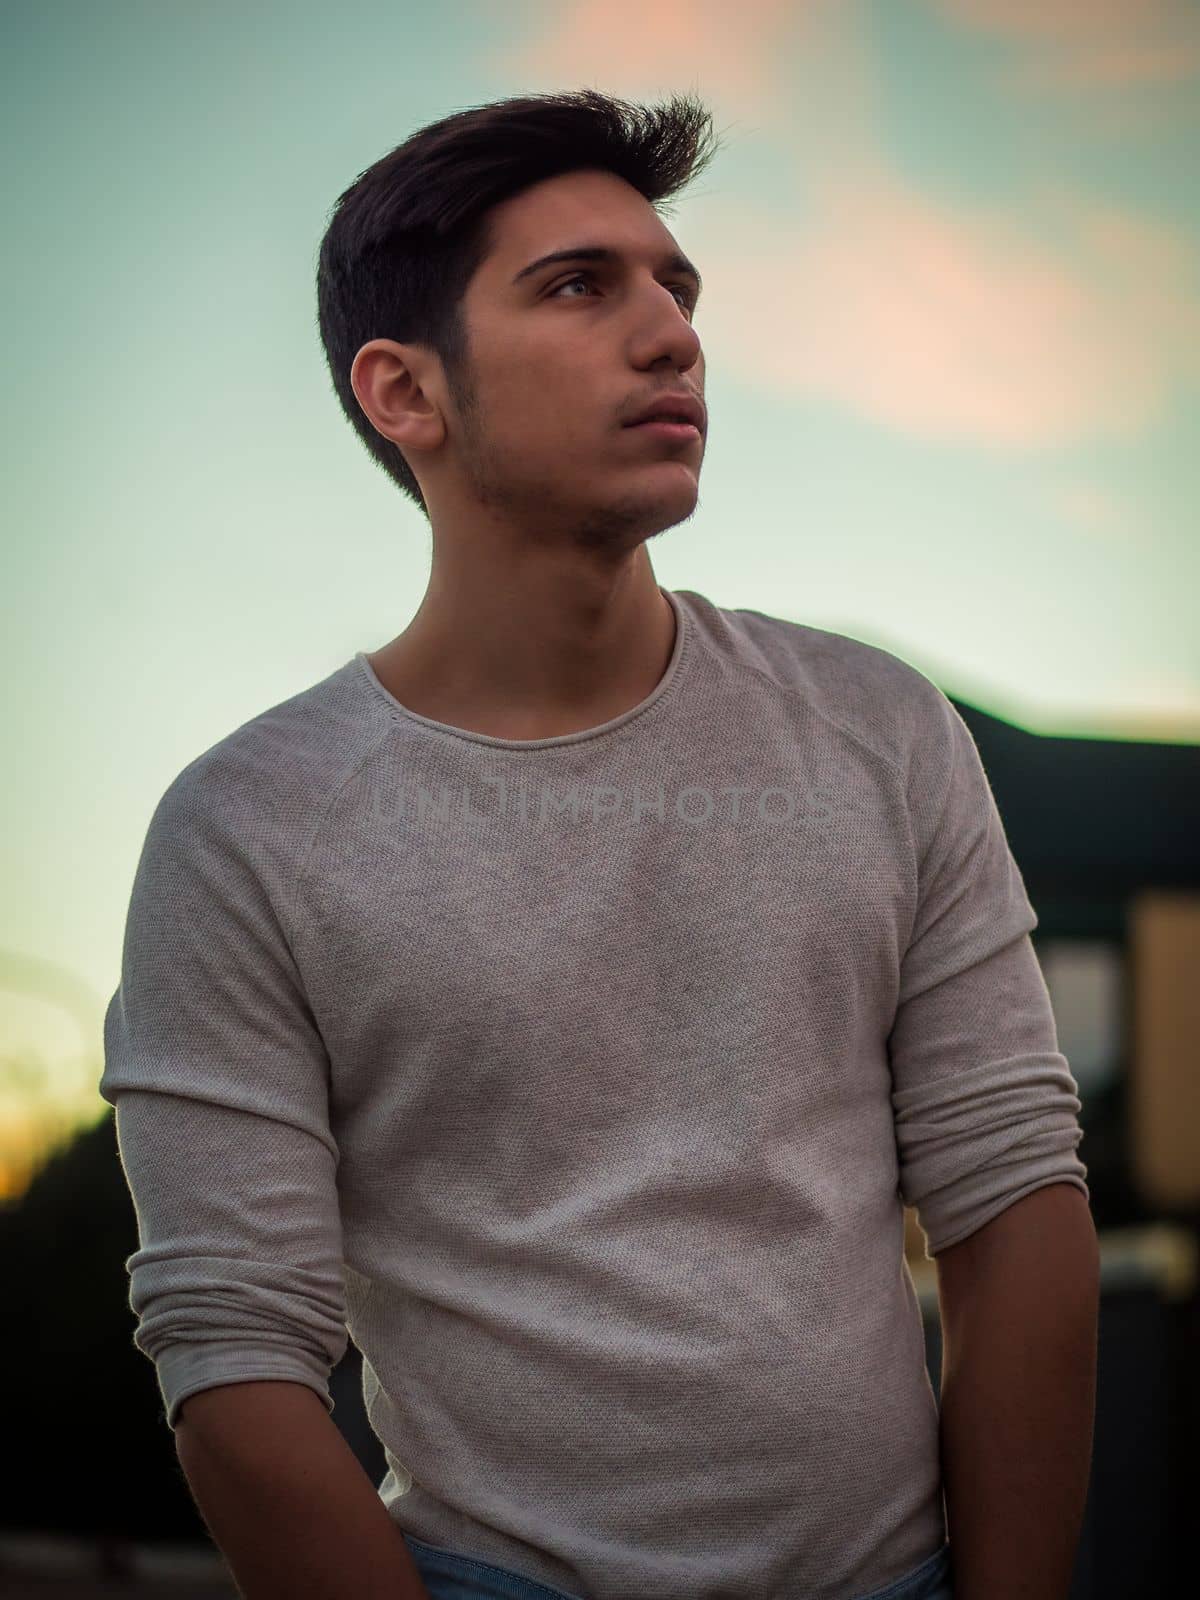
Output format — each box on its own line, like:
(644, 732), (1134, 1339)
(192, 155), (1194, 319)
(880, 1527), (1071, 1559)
(353, 585), (690, 751)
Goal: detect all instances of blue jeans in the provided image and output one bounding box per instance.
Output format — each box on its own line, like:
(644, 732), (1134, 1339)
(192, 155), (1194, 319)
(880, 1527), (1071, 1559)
(403, 1534), (954, 1599)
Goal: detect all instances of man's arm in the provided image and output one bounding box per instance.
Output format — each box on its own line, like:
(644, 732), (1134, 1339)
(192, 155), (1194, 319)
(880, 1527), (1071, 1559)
(175, 1380), (431, 1600)
(935, 1183), (1100, 1600)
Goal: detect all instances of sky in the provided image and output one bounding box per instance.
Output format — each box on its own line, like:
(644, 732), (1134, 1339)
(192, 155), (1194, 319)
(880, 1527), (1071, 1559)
(2, 0), (1198, 1199)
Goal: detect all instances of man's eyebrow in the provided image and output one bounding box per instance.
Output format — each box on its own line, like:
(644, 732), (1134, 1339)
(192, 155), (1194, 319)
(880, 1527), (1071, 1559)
(511, 244), (703, 299)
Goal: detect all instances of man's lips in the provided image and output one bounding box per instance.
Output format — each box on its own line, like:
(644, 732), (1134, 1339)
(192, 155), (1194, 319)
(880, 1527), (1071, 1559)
(625, 419), (702, 441)
(623, 393), (706, 431)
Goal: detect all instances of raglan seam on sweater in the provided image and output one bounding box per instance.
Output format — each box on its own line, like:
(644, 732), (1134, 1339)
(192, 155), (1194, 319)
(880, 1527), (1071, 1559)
(716, 645), (910, 792)
(281, 714), (399, 966)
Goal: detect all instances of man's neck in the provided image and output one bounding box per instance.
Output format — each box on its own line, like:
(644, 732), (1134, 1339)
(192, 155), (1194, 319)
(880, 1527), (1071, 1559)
(365, 567), (677, 741)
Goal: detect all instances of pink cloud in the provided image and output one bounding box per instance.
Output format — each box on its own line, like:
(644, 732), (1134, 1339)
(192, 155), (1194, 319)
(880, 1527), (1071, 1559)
(490, 0), (802, 118)
(929, 0), (1200, 89)
(1050, 482), (1137, 547)
(696, 176), (1200, 448)
(487, 0), (879, 153)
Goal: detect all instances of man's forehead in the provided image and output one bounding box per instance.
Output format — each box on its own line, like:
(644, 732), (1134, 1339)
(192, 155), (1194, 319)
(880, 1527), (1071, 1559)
(488, 170), (679, 271)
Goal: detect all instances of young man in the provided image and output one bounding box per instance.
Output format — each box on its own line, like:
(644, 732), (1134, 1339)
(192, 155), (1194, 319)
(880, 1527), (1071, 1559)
(101, 89), (1097, 1600)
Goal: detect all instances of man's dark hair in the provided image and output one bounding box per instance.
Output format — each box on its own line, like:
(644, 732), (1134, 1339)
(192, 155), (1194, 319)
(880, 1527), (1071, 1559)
(315, 88), (725, 523)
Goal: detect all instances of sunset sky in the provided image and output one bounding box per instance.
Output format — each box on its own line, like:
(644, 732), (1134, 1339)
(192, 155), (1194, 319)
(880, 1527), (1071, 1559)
(2, 0), (1198, 1198)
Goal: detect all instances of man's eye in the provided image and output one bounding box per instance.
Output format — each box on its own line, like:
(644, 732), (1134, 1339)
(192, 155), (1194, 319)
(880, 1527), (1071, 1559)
(551, 275), (596, 300)
(551, 273), (694, 312)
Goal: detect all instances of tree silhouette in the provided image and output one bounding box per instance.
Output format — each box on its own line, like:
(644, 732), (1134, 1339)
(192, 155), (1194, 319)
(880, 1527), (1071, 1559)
(0, 1109), (208, 1545)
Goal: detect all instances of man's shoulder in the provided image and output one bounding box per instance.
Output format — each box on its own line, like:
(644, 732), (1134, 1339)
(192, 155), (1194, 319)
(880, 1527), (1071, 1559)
(683, 590), (951, 772)
(145, 656), (391, 864)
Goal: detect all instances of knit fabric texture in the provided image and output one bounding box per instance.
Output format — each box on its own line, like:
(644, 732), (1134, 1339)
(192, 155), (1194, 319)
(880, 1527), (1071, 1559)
(100, 585), (1088, 1600)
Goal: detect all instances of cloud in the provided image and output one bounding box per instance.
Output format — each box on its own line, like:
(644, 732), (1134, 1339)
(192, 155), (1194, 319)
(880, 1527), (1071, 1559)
(490, 0), (799, 115)
(928, 0), (1200, 90)
(1051, 481), (1138, 547)
(487, 0), (875, 149)
(695, 175), (1200, 448)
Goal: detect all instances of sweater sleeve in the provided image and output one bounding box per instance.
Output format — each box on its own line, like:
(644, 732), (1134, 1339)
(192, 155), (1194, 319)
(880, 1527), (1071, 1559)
(887, 687), (1089, 1260)
(99, 760), (348, 1431)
